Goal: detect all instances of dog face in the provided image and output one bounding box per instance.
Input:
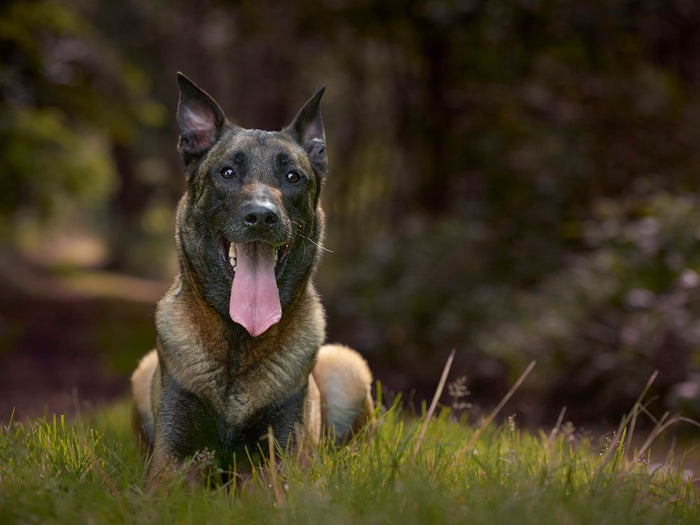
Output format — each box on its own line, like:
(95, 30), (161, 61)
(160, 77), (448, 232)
(174, 74), (327, 337)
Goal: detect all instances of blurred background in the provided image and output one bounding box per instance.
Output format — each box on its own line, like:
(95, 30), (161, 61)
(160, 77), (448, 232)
(1, 0), (700, 431)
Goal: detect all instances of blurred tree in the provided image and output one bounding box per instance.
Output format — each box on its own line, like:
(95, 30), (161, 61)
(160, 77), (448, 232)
(0, 0), (165, 268)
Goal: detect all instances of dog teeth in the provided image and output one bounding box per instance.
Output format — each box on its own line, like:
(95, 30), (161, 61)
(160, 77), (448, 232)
(227, 243), (286, 269)
(228, 243), (237, 269)
(274, 244), (289, 265)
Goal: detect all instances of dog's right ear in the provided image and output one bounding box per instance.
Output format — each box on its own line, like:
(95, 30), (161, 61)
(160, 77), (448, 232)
(176, 72), (226, 165)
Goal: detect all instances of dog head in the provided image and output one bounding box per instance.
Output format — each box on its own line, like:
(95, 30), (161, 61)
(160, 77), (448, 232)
(174, 73), (327, 338)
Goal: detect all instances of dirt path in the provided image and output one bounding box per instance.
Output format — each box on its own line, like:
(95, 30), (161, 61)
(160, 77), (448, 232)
(0, 251), (166, 422)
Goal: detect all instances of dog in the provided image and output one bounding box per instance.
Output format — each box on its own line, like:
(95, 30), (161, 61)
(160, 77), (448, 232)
(130, 73), (374, 484)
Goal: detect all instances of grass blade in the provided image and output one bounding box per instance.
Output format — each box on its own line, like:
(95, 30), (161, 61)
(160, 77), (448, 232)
(452, 360), (536, 467)
(412, 349), (456, 457)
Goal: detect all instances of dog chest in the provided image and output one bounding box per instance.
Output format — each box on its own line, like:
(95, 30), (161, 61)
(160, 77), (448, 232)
(157, 370), (307, 467)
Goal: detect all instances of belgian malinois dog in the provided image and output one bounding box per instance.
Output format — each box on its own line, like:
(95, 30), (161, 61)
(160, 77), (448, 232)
(130, 73), (373, 484)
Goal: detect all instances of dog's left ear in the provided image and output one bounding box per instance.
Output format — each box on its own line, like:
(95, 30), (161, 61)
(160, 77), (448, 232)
(284, 86), (327, 178)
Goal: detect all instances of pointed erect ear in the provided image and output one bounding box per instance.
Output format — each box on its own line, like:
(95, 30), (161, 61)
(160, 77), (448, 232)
(284, 86), (327, 177)
(176, 72), (226, 164)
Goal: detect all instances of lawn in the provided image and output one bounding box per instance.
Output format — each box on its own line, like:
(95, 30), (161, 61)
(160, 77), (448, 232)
(0, 371), (697, 525)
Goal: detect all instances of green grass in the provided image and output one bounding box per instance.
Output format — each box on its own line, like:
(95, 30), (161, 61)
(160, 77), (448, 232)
(0, 391), (697, 524)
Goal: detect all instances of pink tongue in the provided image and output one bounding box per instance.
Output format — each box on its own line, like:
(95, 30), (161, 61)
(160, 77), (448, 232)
(229, 242), (282, 337)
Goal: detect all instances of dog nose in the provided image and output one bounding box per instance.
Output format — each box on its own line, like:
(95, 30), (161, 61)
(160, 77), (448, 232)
(243, 204), (279, 229)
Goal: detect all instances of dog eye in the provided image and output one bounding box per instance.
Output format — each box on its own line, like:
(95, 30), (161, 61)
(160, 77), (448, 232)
(286, 171), (302, 184)
(220, 166), (235, 179)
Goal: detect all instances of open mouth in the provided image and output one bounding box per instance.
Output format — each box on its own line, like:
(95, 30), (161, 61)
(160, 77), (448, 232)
(221, 238), (290, 279)
(218, 237), (291, 337)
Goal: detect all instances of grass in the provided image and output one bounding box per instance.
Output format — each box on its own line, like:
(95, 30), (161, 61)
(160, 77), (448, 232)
(0, 374), (698, 524)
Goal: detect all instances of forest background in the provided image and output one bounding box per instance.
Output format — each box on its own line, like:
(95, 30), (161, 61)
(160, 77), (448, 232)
(1, 0), (700, 432)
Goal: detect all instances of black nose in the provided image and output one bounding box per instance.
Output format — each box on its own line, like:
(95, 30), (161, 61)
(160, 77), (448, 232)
(243, 204), (279, 229)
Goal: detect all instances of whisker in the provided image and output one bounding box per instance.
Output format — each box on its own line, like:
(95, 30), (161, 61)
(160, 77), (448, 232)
(301, 235), (333, 254)
(290, 219), (334, 254)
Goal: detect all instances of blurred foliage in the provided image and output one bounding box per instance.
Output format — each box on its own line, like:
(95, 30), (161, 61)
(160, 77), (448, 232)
(474, 189), (700, 419)
(0, 107), (115, 224)
(2, 0), (700, 423)
(0, 0), (165, 243)
(322, 189), (700, 421)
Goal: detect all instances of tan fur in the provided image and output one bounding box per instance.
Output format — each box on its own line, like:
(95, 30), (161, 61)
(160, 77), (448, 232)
(131, 247), (339, 483)
(154, 275), (326, 428)
(312, 344), (374, 443)
(130, 349), (158, 448)
(131, 340), (374, 457)
(305, 373), (322, 445)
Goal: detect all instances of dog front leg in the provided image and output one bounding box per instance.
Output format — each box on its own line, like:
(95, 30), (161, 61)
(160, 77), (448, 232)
(148, 375), (221, 488)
